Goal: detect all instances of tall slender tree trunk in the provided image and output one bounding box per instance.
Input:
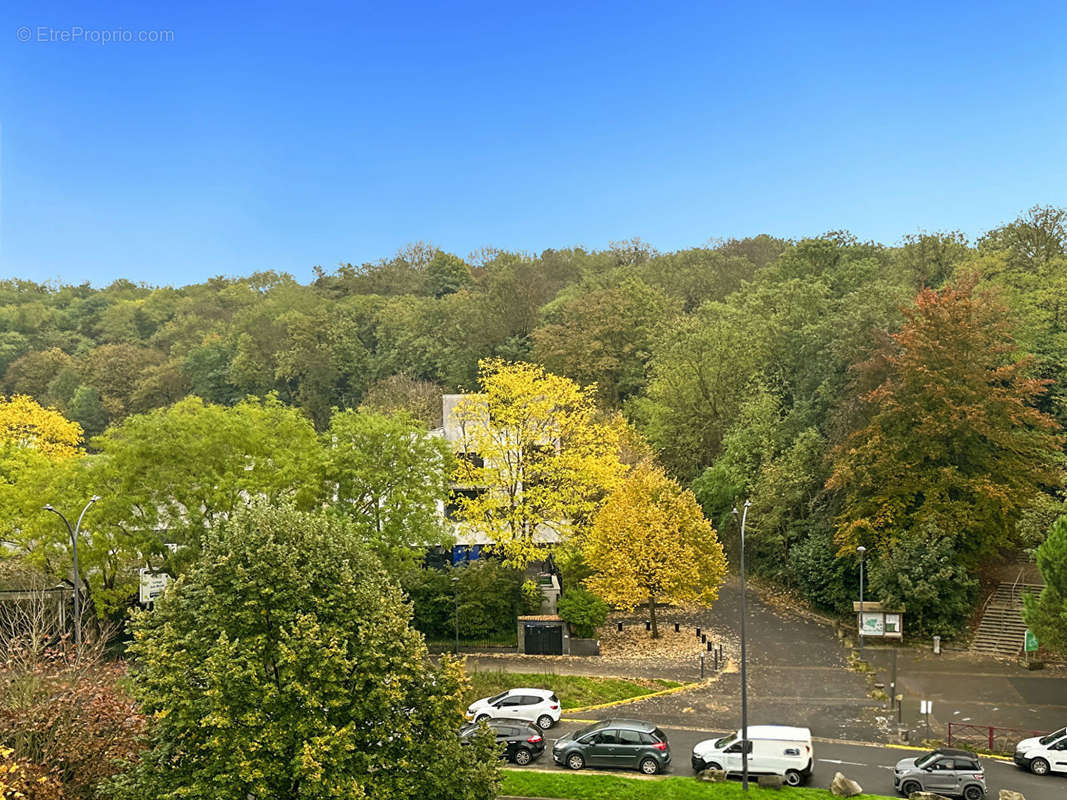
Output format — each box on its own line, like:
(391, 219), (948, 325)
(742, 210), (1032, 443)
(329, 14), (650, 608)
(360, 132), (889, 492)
(649, 593), (659, 639)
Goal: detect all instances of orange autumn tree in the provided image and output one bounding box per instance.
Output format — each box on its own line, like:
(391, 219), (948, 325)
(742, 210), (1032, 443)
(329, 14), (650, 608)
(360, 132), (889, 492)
(827, 280), (1064, 564)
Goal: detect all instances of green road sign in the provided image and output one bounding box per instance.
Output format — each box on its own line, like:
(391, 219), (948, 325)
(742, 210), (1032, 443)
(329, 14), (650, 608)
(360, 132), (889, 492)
(1024, 629), (1039, 653)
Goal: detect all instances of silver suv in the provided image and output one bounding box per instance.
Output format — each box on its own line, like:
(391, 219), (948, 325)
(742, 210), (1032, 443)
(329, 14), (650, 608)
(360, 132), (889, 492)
(894, 749), (986, 800)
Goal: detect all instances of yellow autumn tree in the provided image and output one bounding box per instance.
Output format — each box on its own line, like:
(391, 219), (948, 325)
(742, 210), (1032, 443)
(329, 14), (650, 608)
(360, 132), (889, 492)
(451, 360), (626, 568)
(0, 395), (83, 459)
(583, 462), (728, 637)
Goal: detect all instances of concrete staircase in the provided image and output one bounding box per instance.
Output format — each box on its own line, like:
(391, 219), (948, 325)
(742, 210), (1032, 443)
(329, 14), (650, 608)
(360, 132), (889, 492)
(971, 582), (1044, 657)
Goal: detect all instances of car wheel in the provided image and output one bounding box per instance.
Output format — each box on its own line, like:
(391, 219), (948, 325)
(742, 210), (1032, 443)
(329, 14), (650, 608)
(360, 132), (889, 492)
(705, 761), (723, 771)
(567, 752), (585, 770)
(785, 770), (803, 786)
(962, 784), (984, 800)
(475, 714), (490, 723)
(513, 748), (532, 766)
(639, 757), (659, 775)
(1030, 757), (1050, 776)
(536, 714), (554, 730)
(900, 780), (922, 795)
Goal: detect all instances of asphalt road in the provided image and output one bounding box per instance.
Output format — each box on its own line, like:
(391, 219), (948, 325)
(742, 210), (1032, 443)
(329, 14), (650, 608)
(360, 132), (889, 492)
(516, 722), (1065, 800)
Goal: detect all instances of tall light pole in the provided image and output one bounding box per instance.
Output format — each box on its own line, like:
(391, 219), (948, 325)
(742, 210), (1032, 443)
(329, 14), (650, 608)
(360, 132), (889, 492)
(43, 495), (100, 649)
(857, 545), (866, 662)
(452, 575), (460, 656)
(733, 500), (751, 792)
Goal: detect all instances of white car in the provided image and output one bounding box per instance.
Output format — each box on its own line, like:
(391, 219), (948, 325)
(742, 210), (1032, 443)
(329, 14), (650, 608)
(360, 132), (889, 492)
(692, 725), (814, 786)
(466, 688), (561, 730)
(1014, 726), (1067, 775)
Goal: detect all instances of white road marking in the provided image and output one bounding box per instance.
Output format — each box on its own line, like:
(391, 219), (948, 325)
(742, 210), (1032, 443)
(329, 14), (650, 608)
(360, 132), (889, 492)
(819, 759), (868, 766)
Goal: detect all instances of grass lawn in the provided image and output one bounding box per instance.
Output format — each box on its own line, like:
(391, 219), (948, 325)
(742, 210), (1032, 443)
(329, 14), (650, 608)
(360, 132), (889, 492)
(500, 771), (891, 800)
(465, 670), (683, 709)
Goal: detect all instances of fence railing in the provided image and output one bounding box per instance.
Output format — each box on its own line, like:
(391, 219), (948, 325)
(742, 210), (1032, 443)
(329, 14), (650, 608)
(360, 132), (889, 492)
(946, 722), (1042, 754)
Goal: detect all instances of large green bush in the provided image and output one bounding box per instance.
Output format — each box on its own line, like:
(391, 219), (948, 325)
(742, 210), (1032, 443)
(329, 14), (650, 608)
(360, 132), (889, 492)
(108, 502), (499, 800)
(789, 524), (857, 614)
(869, 526), (978, 638)
(558, 587), (609, 638)
(402, 558), (526, 640)
(1023, 516), (1067, 656)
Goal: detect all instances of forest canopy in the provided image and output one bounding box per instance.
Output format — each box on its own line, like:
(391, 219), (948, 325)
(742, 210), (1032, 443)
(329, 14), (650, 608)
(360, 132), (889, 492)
(4, 205), (1067, 636)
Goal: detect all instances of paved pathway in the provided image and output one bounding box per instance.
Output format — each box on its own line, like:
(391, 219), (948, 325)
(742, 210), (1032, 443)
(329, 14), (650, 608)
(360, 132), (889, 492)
(466, 576), (1067, 747)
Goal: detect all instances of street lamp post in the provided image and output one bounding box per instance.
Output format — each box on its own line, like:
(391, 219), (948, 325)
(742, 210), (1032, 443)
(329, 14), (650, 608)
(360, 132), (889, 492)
(857, 545), (867, 662)
(452, 576), (460, 656)
(42, 496), (100, 649)
(733, 500), (751, 792)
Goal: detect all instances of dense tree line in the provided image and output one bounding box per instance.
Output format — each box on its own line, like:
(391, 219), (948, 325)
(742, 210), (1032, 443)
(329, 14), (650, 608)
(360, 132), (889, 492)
(4, 205), (1067, 636)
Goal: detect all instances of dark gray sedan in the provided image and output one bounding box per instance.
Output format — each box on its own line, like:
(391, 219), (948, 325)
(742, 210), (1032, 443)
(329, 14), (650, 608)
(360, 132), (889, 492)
(552, 718), (671, 775)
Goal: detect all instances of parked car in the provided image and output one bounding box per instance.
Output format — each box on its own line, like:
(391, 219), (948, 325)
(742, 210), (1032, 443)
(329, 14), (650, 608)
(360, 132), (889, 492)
(465, 688), (560, 729)
(552, 718), (670, 775)
(894, 748), (986, 800)
(691, 725), (813, 786)
(1014, 726), (1067, 775)
(459, 718), (545, 765)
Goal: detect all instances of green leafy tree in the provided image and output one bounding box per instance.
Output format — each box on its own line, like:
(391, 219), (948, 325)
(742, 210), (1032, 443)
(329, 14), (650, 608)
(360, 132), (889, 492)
(532, 279), (680, 407)
(108, 503), (500, 800)
(788, 525), (857, 614)
(322, 408), (454, 570)
(868, 525), (979, 637)
(557, 586), (608, 638)
(66, 384), (110, 438)
(3, 348), (77, 398)
(82, 395), (323, 583)
(426, 251), (474, 297)
(828, 281), (1064, 564)
(1023, 516), (1067, 656)
(361, 373), (444, 428)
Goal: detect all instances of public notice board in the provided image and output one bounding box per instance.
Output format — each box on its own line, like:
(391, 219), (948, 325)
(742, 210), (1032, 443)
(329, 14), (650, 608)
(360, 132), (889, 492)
(139, 569), (171, 604)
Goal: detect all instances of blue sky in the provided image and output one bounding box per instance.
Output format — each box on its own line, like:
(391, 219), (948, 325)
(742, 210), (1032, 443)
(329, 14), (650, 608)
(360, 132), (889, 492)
(2, 1), (1065, 287)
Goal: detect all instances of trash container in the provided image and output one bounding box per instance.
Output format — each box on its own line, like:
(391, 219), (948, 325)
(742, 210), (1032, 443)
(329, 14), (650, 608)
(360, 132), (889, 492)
(932, 635), (941, 654)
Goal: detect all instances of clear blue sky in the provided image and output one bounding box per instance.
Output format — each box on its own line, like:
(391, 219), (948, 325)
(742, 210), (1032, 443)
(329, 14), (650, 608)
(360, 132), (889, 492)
(2, 1), (1065, 287)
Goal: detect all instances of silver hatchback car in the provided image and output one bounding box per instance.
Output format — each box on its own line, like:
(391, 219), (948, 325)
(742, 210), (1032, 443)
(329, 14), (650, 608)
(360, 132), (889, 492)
(894, 748), (986, 800)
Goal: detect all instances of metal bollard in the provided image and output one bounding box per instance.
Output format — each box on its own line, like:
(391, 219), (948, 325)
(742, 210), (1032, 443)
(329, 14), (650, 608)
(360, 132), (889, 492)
(707, 640), (713, 653)
(645, 621), (651, 632)
(617, 622), (623, 632)
(713, 645), (719, 670)
(695, 626), (701, 638)
(674, 622), (680, 633)
(700, 652), (705, 679)
(701, 634), (707, 644)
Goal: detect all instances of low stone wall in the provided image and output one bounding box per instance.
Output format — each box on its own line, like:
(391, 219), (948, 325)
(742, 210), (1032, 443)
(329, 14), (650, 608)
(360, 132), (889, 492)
(569, 637), (599, 656)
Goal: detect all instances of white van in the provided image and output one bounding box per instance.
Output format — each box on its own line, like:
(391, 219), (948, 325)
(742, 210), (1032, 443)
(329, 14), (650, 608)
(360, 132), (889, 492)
(692, 725), (814, 786)
(1014, 726), (1067, 775)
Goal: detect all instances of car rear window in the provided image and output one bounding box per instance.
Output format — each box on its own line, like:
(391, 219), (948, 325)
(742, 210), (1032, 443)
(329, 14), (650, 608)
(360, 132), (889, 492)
(550, 693), (559, 703)
(652, 728), (667, 743)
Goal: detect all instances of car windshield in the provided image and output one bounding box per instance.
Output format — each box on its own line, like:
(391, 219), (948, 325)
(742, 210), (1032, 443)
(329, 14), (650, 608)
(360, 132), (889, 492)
(574, 723), (603, 739)
(715, 733), (738, 749)
(486, 692), (507, 705)
(1039, 727), (1067, 745)
(915, 752), (939, 768)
